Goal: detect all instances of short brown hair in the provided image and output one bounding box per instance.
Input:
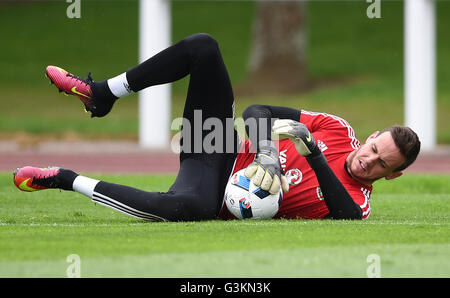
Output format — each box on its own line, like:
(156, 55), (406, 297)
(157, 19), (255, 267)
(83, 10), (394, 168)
(380, 125), (421, 172)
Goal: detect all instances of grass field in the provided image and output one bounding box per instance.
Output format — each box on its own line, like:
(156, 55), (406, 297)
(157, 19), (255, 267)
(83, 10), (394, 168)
(0, 172), (448, 278)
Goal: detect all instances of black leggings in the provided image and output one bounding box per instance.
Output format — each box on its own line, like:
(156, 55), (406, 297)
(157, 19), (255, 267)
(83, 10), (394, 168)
(92, 34), (239, 221)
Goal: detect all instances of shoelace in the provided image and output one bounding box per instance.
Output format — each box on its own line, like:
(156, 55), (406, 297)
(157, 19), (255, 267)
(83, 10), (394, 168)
(65, 72), (94, 87)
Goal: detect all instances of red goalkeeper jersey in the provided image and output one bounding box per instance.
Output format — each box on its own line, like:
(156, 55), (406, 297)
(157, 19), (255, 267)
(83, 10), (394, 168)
(219, 110), (373, 220)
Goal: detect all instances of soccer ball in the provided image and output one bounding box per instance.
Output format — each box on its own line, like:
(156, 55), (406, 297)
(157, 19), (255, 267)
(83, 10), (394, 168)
(224, 169), (283, 219)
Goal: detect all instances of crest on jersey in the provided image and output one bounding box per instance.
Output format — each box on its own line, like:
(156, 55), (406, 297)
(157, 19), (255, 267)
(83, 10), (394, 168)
(285, 168), (302, 185)
(316, 187), (324, 201)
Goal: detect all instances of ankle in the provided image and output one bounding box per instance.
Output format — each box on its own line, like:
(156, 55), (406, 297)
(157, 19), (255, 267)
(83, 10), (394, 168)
(56, 168), (79, 191)
(91, 80), (118, 102)
(106, 72), (133, 98)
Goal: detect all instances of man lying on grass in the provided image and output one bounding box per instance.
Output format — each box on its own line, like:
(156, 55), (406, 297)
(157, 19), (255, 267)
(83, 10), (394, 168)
(13, 34), (421, 221)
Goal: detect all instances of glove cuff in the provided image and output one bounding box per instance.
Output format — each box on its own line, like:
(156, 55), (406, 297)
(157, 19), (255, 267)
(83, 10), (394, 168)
(257, 140), (278, 156)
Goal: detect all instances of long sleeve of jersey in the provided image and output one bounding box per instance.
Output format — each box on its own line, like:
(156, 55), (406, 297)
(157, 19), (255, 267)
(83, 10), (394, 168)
(242, 104), (363, 220)
(242, 104), (301, 150)
(306, 148), (363, 219)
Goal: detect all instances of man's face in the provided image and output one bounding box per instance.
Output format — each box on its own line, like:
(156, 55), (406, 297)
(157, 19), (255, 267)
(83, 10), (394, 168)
(346, 131), (406, 186)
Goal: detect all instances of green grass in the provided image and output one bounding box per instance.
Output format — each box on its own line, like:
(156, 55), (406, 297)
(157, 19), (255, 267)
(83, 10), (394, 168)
(0, 172), (448, 277)
(1, 1), (450, 143)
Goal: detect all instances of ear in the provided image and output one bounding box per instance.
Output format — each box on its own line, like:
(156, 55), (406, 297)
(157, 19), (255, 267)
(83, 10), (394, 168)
(385, 171), (403, 181)
(365, 131), (380, 143)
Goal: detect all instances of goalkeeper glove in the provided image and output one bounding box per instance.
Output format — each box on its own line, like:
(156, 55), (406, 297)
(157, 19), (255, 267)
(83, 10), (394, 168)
(244, 140), (289, 194)
(272, 119), (318, 157)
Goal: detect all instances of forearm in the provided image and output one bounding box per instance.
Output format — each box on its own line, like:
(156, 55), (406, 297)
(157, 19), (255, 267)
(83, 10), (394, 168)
(306, 148), (363, 220)
(242, 105), (297, 194)
(242, 104), (301, 150)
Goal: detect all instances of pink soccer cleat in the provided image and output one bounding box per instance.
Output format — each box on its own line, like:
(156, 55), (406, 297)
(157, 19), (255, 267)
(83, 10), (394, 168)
(45, 65), (96, 112)
(13, 166), (61, 192)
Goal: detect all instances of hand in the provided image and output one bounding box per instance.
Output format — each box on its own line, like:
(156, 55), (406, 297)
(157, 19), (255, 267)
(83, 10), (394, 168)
(244, 140), (289, 194)
(272, 119), (317, 157)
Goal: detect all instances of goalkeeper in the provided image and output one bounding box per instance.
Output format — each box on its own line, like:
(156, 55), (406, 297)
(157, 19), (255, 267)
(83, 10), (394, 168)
(13, 34), (421, 221)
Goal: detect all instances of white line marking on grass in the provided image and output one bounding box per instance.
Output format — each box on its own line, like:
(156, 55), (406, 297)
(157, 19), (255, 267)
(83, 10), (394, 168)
(0, 222), (146, 227)
(0, 221), (447, 227)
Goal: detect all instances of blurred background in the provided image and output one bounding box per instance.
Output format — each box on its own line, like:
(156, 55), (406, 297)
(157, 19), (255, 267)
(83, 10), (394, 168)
(0, 0), (449, 148)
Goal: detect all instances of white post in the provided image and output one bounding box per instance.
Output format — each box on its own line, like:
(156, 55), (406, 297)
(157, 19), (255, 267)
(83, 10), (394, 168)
(139, 0), (171, 149)
(404, 0), (436, 151)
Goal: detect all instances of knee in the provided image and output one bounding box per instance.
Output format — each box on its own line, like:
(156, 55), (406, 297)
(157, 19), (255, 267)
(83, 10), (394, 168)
(186, 33), (218, 48)
(184, 33), (220, 61)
